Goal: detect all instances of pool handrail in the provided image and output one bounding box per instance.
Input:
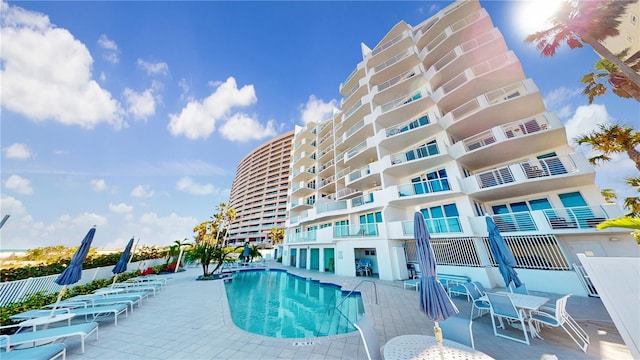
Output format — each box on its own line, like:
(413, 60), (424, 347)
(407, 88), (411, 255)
(333, 279), (378, 311)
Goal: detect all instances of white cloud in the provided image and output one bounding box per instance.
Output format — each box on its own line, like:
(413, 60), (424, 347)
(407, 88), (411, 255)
(137, 59), (169, 76)
(91, 179), (108, 192)
(176, 176), (216, 195)
(0, 195), (27, 217)
(131, 184), (154, 198)
(97, 34), (118, 51)
(564, 104), (611, 147)
(178, 78), (190, 100)
(123, 88), (156, 120)
(299, 95), (337, 125)
(109, 202), (133, 213)
(542, 87), (581, 118)
(97, 34), (119, 64)
(218, 113), (277, 142)
(300, 95), (338, 125)
(0, 3), (123, 129)
(168, 77), (257, 140)
(3, 143), (32, 159)
(4, 175), (34, 195)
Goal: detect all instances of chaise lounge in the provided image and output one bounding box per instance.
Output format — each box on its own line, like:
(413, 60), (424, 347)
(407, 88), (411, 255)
(0, 342), (66, 360)
(0, 322), (98, 354)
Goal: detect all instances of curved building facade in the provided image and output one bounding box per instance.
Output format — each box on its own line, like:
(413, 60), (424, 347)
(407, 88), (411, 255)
(227, 131), (294, 245)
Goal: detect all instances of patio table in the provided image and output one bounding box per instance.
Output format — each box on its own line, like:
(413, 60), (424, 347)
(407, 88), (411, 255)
(383, 334), (494, 359)
(480, 292), (549, 339)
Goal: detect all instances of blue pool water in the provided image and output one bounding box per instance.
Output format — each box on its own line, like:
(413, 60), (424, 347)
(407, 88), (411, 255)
(224, 269), (364, 338)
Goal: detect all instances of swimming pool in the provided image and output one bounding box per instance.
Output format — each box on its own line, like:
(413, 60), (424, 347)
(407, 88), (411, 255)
(224, 269), (364, 338)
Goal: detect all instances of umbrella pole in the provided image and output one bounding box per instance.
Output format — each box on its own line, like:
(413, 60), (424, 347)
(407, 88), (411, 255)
(111, 274), (119, 288)
(434, 320), (445, 360)
(49, 285), (67, 317)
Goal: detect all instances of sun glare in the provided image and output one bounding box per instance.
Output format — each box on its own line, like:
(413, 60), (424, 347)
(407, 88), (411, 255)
(513, 0), (566, 37)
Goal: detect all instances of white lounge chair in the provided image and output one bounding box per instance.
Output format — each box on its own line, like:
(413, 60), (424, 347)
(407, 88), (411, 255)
(0, 322), (98, 354)
(403, 278), (420, 291)
(528, 294), (590, 352)
(0, 342), (66, 360)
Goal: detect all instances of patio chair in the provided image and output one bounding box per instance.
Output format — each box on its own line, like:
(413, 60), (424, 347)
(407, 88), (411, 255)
(472, 281), (487, 296)
(448, 282), (471, 301)
(0, 322), (99, 354)
(0, 342), (66, 360)
(507, 282), (529, 295)
(462, 282), (490, 320)
(11, 304), (128, 326)
(403, 278), (420, 291)
(528, 294), (590, 352)
(353, 314), (382, 360)
(439, 315), (474, 349)
(486, 293), (530, 345)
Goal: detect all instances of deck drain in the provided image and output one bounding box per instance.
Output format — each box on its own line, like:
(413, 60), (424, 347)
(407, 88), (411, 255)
(292, 341), (315, 346)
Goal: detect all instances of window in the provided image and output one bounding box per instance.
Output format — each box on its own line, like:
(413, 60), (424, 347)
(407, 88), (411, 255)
(420, 203), (461, 233)
(359, 211), (382, 235)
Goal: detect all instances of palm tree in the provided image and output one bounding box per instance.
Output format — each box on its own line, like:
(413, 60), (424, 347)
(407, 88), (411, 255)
(600, 188), (617, 203)
(268, 227), (285, 246)
(581, 50), (640, 103)
(574, 123), (640, 171)
(525, 0), (640, 88)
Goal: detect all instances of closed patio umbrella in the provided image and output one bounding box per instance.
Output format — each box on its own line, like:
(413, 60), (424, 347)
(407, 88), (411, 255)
(414, 211), (458, 351)
(486, 216), (521, 288)
(111, 237), (134, 287)
(50, 226), (97, 316)
(242, 242), (250, 263)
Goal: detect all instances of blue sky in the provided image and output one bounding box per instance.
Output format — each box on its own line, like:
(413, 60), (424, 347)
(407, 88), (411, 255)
(1, 1), (638, 250)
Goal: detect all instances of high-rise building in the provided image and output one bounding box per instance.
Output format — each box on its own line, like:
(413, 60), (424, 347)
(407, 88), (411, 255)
(601, 1), (640, 57)
(227, 131), (294, 246)
(282, 0), (637, 296)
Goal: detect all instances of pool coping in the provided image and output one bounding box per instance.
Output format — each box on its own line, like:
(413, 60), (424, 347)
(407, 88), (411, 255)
(219, 267), (364, 345)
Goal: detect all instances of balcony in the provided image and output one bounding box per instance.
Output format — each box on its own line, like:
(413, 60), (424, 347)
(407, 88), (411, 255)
(318, 144), (334, 162)
(292, 151), (316, 168)
(318, 159), (334, 177)
(286, 230), (317, 244)
(367, 30), (413, 66)
(460, 153), (596, 201)
(318, 176), (335, 191)
(401, 216), (463, 235)
(337, 187), (361, 200)
(375, 89), (434, 127)
(341, 99), (371, 131)
(370, 48), (420, 85)
(426, 28), (506, 90)
(334, 224), (380, 238)
(291, 166), (316, 182)
(351, 193), (374, 208)
(316, 200), (348, 214)
(434, 51), (523, 113)
(346, 163), (381, 192)
(339, 63), (365, 94)
(388, 178), (460, 208)
(415, 0), (480, 50)
(293, 138), (316, 155)
(343, 139), (377, 169)
(420, 8), (492, 69)
(449, 112), (566, 169)
(291, 181), (315, 197)
(440, 79), (544, 140)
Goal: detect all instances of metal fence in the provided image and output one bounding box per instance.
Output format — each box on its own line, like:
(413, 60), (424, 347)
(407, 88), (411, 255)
(405, 234), (570, 271)
(482, 234), (570, 270)
(0, 258), (164, 306)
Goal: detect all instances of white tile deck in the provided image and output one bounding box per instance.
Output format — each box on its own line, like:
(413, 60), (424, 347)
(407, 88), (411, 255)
(60, 264), (632, 359)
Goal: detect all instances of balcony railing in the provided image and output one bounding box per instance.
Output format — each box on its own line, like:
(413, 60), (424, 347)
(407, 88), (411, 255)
(386, 115), (430, 137)
(343, 99), (363, 120)
(351, 193), (374, 207)
(503, 116), (550, 139)
(381, 90), (423, 113)
(334, 224), (379, 238)
(316, 200), (347, 214)
(337, 187), (358, 198)
(348, 165), (370, 182)
(398, 178), (450, 197)
(345, 118), (365, 138)
(377, 69), (417, 92)
(464, 130), (496, 151)
(373, 49), (411, 73)
(402, 216), (463, 234)
(287, 230), (317, 244)
(519, 155), (576, 180)
(483, 234), (570, 270)
(371, 33), (404, 57)
(390, 141), (439, 165)
(543, 206), (609, 230)
(346, 140), (367, 160)
(476, 167), (515, 188)
(490, 212), (537, 232)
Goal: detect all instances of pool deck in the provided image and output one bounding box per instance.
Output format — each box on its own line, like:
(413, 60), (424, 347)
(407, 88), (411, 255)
(61, 263), (633, 359)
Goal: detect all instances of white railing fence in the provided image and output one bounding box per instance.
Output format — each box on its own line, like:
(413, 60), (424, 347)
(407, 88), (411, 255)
(0, 258), (164, 306)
